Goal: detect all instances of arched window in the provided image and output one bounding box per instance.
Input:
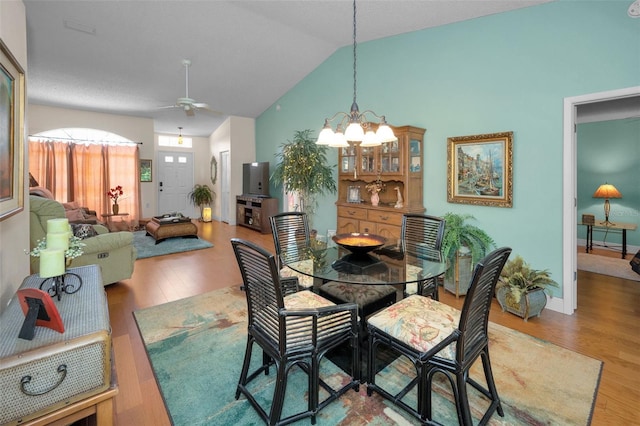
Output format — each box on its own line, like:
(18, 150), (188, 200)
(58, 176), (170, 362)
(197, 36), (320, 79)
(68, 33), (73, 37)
(29, 128), (140, 224)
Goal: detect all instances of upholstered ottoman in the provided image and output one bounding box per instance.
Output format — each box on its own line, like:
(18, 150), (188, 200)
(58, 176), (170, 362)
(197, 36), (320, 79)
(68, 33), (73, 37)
(145, 215), (198, 244)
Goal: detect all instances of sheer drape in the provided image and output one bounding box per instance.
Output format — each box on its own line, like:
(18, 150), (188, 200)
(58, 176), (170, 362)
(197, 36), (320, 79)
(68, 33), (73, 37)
(29, 140), (140, 223)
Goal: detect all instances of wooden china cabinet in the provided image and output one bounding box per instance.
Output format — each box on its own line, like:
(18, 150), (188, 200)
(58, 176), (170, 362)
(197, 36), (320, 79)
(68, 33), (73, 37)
(336, 125), (426, 240)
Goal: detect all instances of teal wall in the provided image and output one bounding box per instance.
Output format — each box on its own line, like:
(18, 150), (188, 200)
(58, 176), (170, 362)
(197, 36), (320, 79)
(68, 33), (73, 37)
(256, 0), (640, 297)
(577, 118), (640, 247)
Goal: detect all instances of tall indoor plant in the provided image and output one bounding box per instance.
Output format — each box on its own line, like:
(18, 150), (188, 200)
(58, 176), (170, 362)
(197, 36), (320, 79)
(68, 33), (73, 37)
(271, 129), (337, 230)
(188, 184), (214, 221)
(441, 212), (495, 297)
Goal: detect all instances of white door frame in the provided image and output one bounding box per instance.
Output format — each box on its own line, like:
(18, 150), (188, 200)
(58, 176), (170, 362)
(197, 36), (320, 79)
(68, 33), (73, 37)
(561, 86), (640, 315)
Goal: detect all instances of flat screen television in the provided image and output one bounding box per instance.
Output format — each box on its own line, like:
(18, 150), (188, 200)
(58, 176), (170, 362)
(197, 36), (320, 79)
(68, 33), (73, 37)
(242, 162), (270, 197)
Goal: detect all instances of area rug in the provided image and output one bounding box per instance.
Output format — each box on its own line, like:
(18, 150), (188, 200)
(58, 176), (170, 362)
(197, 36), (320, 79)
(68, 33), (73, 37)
(132, 230), (213, 259)
(577, 252), (640, 282)
(134, 287), (602, 426)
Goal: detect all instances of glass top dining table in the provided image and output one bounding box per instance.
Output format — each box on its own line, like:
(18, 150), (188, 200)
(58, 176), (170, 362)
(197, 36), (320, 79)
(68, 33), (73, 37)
(281, 240), (448, 287)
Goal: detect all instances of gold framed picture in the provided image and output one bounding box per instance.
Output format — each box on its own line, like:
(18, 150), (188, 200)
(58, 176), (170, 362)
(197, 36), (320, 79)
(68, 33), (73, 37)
(0, 39), (25, 221)
(447, 131), (513, 208)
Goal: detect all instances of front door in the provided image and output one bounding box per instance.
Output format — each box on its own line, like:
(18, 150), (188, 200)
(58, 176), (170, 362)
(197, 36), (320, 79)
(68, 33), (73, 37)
(157, 151), (194, 216)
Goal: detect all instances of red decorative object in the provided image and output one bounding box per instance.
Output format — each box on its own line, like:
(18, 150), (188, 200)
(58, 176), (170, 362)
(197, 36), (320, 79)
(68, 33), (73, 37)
(17, 288), (65, 340)
(106, 185), (124, 203)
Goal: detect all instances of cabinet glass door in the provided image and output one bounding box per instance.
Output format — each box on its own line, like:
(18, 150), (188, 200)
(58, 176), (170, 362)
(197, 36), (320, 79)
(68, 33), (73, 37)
(380, 140), (401, 174)
(409, 139), (421, 173)
(360, 146), (376, 174)
(340, 146), (357, 174)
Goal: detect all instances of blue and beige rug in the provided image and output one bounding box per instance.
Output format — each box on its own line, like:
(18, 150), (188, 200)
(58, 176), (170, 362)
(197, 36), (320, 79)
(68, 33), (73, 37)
(134, 286), (602, 425)
(132, 231), (213, 259)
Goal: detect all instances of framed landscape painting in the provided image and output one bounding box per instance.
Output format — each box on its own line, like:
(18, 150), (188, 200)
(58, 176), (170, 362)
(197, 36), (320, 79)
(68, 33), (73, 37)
(447, 131), (513, 208)
(0, 39), (25, 221)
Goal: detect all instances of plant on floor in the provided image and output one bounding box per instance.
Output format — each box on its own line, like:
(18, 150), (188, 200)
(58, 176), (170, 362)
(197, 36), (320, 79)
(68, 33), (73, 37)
(495, 255), (559, 320)
(270, 129), (336, 230)
(442, 212), (495, 273)
(497, 255), (559, 303)
(188, 184), (215, 220)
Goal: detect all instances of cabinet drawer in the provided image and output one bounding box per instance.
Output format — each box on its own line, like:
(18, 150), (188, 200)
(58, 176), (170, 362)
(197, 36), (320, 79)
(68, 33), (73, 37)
(338, 206), (368, 220)
(367, 210), (403, 226)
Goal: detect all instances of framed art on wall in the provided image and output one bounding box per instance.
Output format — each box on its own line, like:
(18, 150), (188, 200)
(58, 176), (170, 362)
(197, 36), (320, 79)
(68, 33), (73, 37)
(0, 39), (25, 221)
(140, 159), (152, 182)
(447, 131), (513, 208)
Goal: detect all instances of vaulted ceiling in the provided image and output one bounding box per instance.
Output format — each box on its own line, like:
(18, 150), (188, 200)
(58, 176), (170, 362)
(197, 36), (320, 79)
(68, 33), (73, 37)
(24, 0), (554, 137)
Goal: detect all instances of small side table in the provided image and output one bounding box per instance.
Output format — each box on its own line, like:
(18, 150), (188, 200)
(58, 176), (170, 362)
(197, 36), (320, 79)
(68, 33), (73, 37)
(100, 213), (130, 231)
(582, 220), (638, 259)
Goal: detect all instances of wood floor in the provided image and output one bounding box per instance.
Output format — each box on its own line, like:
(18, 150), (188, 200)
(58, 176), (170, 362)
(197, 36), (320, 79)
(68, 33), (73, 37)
(105, 221), (640, 425)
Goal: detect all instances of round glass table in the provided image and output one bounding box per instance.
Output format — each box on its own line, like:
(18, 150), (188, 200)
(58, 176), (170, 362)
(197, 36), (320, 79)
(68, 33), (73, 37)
(282, 240), (448, 289)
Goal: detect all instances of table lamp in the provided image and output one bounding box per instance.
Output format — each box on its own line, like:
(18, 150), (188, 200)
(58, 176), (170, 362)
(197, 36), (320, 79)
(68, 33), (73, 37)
(593, 183), (622, 225)
(202, 207), (212, 222)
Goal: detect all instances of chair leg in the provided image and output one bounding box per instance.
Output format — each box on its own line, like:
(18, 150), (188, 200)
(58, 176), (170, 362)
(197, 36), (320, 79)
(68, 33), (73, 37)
(456, 371), (473, 426)
(268, 360), (289, 426)
(236, 337), (254, 399)
(481, 351), (504, 417)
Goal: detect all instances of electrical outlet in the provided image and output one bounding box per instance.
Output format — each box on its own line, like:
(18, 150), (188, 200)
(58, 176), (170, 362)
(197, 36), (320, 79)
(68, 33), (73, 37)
(98, 252), (109, 259)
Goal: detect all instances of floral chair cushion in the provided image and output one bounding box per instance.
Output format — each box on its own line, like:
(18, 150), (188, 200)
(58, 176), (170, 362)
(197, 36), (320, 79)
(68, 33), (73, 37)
(282, 290), (347, 350)
(367, 295), (461, 360)
(280, 261), (314, 289)
(320, 282), (396, 306)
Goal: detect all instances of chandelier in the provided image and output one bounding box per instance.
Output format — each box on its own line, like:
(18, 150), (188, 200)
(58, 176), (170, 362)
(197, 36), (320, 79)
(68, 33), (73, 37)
(316, 0), (396, 148)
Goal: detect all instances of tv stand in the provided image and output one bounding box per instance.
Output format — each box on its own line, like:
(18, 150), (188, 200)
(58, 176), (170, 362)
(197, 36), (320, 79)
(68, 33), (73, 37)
(236, 195), (278, 233)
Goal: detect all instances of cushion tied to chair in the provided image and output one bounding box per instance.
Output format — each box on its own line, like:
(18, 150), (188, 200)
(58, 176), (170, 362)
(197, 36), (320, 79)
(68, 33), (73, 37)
(368, 295), (460, 360)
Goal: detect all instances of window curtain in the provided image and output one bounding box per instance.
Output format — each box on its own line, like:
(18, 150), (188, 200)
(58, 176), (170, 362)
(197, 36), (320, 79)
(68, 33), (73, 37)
(29, 140), (140, 223)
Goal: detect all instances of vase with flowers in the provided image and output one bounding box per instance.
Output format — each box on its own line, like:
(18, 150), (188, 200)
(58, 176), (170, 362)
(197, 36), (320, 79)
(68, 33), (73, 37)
(107, 185), (124, 214)
(365, 176), (386, 206)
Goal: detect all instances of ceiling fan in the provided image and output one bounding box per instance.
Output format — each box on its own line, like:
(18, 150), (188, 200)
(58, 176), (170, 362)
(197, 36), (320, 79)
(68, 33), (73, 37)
(160, 59), (220, 116)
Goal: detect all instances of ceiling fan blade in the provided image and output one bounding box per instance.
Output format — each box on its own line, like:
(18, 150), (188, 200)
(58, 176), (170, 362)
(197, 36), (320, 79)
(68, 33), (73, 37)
(193, 103), (223, 115)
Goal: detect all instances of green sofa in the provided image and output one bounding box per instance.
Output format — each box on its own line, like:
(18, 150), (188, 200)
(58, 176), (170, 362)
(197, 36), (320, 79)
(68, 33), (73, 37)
(29, 195), (136, 285)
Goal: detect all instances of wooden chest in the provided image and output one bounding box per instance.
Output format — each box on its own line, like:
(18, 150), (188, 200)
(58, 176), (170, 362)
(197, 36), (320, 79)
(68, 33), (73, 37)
(0, 265), (112, 426)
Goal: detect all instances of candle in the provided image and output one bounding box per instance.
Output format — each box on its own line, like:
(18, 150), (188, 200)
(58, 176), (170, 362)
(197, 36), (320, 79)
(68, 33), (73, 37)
(39, 248), (65, 278)
(47, 218), (69, 234)
(47, 231), (70, 251)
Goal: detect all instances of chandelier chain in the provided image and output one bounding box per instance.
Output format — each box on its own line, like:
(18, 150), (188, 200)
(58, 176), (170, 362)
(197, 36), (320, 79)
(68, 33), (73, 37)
(352, 0), (357, 106)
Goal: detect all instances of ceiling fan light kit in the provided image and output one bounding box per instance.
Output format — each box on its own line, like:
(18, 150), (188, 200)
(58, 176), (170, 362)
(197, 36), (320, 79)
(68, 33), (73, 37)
(629, 0), (640, 17)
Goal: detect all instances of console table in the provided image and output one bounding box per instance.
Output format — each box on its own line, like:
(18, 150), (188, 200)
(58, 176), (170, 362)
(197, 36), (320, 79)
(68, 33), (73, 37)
(582, 220), (638, 259)
(100, 213), (130, 232)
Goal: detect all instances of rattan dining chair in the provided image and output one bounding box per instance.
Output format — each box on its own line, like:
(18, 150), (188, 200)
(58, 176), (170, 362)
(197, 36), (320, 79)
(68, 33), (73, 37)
(366, 247), (512, 425)
(270, 212), (314, 294)
(231, 238), (360, 426)
(401, 213), (446, 300)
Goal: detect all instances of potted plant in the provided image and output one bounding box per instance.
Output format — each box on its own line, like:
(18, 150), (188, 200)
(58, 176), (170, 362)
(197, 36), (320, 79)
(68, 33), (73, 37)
(188, 184), (214, 221)
(496, 255), (559, 321)
(441, 212), (495, 297)
(270, 129), (337, 230)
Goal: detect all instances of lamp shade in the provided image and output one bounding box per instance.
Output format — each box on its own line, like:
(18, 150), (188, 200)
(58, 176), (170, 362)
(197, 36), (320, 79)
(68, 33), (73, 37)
(593, 183), (622, 199)
(202, 207), (212, 222)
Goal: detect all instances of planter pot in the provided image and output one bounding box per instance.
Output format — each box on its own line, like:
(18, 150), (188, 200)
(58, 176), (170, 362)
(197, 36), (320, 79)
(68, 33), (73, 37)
(443, 250), (472, 298)
(496, 286), (547, 321)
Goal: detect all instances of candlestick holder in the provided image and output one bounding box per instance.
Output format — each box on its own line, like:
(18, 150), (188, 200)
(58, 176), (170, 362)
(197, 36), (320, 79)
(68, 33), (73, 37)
(39, 272), (83, 301)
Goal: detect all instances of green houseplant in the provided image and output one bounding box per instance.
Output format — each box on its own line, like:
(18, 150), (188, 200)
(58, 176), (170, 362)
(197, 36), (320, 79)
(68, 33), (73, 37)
(270, 129), (337, 230)
(188, 184), (214, 221)
(496, 255), (559, 321)
(441, 212), (495, 297)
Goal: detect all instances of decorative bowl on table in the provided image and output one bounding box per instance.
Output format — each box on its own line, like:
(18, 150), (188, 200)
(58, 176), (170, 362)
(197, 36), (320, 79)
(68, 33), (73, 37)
(331, 233), (387, 255)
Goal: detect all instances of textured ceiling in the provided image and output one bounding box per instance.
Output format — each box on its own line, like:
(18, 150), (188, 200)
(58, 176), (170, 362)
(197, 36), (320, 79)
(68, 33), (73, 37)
(24, 0), (554, 137)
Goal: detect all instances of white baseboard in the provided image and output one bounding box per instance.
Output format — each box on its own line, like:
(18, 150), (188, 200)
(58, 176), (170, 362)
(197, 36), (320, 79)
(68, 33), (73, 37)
(577, 238), (639, 256)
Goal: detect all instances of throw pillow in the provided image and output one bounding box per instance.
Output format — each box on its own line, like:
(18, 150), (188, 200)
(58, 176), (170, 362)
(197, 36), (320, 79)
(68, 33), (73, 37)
(65, 208), (86, 222)
(63, 201), (81, 210)
(71, 223), (98, 239)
